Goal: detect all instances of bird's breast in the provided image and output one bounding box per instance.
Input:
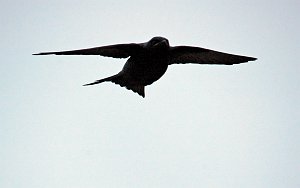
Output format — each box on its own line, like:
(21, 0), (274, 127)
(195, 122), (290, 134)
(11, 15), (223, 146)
(122, 54), (169, 86)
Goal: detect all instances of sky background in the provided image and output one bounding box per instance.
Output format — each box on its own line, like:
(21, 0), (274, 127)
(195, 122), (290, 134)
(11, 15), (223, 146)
(1, 0), (299, 188)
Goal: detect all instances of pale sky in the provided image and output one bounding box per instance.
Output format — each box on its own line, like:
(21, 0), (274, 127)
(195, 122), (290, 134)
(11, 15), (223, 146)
(1, 0), (299, 188)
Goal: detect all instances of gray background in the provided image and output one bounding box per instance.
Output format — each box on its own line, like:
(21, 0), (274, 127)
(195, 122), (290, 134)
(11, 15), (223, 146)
(1, 0), (299, 188)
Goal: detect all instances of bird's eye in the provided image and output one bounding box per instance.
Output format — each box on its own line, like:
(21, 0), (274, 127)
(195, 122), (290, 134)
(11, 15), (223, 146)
(152, 39), (160, 45)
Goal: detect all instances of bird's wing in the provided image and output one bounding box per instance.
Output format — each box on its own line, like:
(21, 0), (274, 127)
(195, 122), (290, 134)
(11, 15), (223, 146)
(33, 43), (143, 58)
(169, 46), (257, 65)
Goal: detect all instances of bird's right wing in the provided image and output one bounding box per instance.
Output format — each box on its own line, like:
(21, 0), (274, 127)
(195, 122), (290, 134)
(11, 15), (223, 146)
(33, 43), (143, 58)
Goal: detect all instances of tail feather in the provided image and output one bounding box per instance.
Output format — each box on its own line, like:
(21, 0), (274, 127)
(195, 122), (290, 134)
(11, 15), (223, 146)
(127, 85), (145, 98)
(84, 74), (145, 97)
(83, 76), (115, 86)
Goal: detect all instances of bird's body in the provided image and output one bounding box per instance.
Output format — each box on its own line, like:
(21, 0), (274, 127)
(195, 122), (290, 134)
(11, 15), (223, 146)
(118, 45), (169, 86)
(34, 36), (257, 97)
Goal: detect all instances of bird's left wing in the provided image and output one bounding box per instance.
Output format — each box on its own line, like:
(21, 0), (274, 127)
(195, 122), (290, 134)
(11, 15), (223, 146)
(169, 46), (257, 65)
(33, 43), (143, 58)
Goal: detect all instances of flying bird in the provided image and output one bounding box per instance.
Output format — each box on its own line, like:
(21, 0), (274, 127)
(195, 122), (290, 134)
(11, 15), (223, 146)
(33, 36), (256, 97)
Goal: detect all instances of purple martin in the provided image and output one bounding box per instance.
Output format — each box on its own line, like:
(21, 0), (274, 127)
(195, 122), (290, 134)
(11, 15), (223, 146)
(33, 36), (256, 97)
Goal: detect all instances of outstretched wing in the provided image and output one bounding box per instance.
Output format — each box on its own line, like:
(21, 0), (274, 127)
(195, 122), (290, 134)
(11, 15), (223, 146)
(33, 43), (143, 58)
(169, 46), (257, 65)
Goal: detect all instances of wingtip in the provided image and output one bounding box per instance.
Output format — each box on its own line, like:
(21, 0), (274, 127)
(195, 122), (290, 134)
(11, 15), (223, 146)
(32, 52), (55, 55)
(239, 56), (257, 64)
(83, 82), (96, 86)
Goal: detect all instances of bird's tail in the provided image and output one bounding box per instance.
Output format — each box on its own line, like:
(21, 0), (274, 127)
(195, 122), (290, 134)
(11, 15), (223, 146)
(83, 74), (145, 97)
(83, 76), (115, 86)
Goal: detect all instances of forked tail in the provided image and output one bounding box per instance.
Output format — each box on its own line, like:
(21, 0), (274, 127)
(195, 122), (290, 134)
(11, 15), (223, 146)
(83, 74), (145, 97)
(83, 76), (115, 86)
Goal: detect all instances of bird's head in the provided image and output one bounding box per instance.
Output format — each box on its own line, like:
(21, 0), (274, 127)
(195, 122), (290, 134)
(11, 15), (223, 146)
(145, 36), (169, 49)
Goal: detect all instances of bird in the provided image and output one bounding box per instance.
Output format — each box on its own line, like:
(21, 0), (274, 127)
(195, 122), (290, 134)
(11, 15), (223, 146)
(33, 36), (257, 97)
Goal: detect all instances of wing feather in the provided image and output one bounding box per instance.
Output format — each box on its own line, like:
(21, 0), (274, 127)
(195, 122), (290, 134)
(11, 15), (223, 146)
(33, 43), (143, 58)
(169, 46), (256, 65)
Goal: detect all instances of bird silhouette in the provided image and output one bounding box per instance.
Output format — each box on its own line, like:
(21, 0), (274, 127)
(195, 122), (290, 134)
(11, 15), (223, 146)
(33, 36), (256, 97)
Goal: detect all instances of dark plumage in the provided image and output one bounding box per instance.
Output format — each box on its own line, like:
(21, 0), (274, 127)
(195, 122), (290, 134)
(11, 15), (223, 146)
(33, 36), (257, 97)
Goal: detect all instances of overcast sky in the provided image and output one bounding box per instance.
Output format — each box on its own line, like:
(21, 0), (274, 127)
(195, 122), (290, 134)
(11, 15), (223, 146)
(1, 0), (299, 188)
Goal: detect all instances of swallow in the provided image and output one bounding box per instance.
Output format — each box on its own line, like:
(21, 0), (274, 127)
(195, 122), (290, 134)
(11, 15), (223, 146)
(33, 36), (257, 97)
